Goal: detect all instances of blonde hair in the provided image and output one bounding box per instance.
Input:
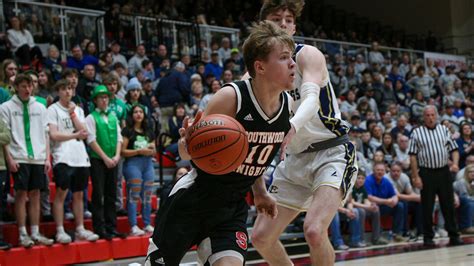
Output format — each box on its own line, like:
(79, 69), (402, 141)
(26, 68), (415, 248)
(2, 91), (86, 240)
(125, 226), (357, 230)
(464, 164), (474, 184)
(243, 21), (295, 78)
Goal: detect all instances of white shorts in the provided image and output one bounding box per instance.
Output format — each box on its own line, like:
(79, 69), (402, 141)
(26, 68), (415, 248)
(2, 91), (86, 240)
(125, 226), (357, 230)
(269, 142), (358, 211)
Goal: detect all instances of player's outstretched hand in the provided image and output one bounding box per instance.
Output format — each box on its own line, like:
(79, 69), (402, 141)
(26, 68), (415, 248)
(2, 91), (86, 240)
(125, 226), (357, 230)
(178, 111), (203, 160)
(280, 123), (296, 161)
(180, 110), (203, 140)
(254, 193), (278, 219)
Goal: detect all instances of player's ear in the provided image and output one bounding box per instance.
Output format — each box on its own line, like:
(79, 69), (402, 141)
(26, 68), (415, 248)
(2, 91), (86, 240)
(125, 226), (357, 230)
(254, 60), (265, 76)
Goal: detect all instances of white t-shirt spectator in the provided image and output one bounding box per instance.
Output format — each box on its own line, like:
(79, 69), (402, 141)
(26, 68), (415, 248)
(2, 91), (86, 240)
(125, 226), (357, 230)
(47, 103), (90, 167)
(7, 28), (35, 52)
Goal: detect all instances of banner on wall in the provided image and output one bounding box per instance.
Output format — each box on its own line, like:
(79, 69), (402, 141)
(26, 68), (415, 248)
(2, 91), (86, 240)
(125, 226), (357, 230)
(424, 52), (467, 71)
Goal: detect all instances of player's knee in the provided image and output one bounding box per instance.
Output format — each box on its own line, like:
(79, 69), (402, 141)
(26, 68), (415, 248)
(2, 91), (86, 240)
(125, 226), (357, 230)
(250, 228), (272, 249)
(303, 223), (326, 248)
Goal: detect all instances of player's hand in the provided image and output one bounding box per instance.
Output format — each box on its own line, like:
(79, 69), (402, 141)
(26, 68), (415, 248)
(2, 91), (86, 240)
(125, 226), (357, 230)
(178, 111), (203, 160)
(254, 193), (278, 219)
(180, 110), (203, 141)
(280, 123), (296, 161)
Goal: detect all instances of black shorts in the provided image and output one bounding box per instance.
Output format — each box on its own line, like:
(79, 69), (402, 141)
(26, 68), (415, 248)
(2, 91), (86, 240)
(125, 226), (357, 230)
(149, 179), (249, 265)
(53, 163), (90, 192)
(13, 164), (46, 191)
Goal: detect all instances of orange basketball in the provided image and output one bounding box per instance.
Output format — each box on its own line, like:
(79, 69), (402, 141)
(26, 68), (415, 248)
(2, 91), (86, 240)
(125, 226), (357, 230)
(187, 114), (249, 175)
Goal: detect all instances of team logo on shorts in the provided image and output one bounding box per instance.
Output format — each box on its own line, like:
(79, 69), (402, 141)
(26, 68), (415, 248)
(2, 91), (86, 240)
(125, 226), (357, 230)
(268, 185), (278, 193)
(235, 231), (248, 250)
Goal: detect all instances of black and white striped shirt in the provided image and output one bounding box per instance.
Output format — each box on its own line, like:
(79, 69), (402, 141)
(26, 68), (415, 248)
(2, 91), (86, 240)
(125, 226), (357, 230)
(408, 124), (458, 169)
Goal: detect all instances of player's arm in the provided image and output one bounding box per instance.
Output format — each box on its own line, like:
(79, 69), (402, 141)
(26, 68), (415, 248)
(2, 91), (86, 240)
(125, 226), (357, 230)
(280, 47), (326, 159)
(289, 46), (327, 132)
(177, 86), (237, 160)
(203, 86), (237, 117)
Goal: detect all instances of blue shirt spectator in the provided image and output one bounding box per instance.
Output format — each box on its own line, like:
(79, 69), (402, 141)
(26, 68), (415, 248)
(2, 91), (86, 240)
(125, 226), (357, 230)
(204, 51), (223, 80)
(67, 45), (99, 71)
(67, 55), (98, 71)
(365, 172), (396, 199)
(364, 162), (405, 240)
(155, 62), (191, 108)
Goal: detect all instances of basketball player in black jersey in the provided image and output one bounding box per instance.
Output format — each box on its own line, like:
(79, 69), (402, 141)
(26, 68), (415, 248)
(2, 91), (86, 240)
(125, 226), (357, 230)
(145, 21), (295, 266)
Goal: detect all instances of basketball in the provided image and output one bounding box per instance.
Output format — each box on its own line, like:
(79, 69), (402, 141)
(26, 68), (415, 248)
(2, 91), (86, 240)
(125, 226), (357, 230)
(187, 114), (249, 175)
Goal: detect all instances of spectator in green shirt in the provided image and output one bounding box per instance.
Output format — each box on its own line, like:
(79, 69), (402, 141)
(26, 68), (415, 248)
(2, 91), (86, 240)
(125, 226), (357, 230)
(351, 170), (388, 245)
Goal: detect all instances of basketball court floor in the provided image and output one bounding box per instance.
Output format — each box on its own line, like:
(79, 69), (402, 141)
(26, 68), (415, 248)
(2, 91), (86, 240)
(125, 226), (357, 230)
(81, 235), (474, 265)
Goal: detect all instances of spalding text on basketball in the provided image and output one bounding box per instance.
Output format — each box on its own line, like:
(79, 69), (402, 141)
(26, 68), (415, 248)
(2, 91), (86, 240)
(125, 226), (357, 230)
(189, 119), (224, 136)
(191, 135), (226, 152)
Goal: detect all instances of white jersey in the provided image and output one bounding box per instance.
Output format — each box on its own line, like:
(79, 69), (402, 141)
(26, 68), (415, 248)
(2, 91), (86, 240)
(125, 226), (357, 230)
(46, 102), (91, 167)
(287, 44), (350, 154)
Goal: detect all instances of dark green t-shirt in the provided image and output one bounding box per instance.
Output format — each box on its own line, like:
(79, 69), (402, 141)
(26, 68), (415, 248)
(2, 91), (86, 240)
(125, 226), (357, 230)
(121, 127), (154, 151)
(352, 185), (368, 204)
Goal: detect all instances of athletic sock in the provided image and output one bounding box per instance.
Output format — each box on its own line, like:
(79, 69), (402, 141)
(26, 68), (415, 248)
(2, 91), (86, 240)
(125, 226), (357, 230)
(31, 225), (39, 236)
(19, 226), (28, 236)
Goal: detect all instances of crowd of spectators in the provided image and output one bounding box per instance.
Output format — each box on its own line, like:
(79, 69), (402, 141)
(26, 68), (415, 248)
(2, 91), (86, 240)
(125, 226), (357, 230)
(0, 2), (473, 252)
(2, 0), (446, 60)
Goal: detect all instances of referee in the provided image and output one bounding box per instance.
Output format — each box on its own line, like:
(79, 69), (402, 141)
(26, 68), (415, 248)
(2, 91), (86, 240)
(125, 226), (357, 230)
(408, 105), (463, 247)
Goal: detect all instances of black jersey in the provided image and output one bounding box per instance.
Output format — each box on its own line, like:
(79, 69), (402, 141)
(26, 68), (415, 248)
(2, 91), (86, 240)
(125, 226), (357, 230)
(194, 79), (291, 196)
